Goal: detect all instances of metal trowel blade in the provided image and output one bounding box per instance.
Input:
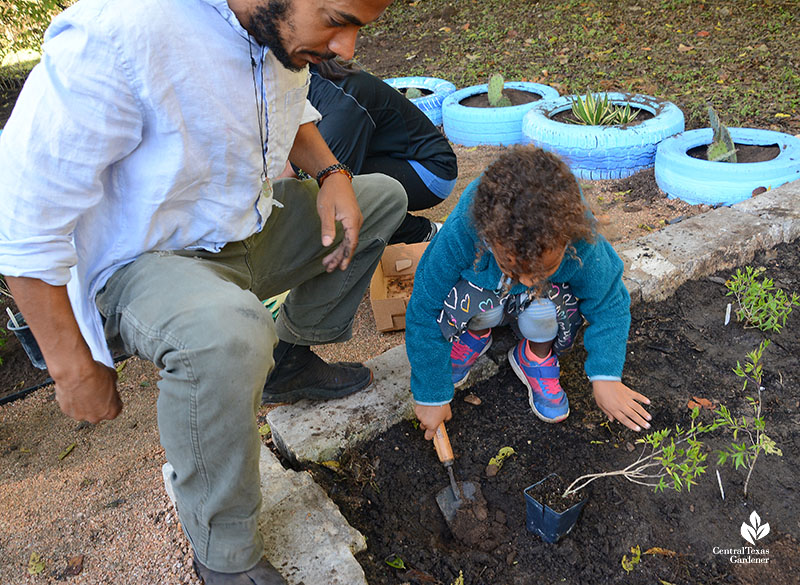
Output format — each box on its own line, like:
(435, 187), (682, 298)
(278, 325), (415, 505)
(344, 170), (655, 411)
(436, 480), (478, 524)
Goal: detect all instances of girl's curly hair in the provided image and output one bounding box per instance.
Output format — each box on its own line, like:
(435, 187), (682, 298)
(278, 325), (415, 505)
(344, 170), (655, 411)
(471, 145), (595, 281)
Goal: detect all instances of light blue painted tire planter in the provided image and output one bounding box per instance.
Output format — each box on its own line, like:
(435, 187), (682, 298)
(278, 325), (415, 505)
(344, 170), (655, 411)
(441, 82), (560, 147)
(522, 93), (685, 180)
(655, 128), (800, 206)
(384, 76), (456, 126)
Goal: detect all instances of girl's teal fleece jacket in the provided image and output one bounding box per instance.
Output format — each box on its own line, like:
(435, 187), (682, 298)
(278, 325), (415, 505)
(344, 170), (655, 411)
(405, 177), (632, 405)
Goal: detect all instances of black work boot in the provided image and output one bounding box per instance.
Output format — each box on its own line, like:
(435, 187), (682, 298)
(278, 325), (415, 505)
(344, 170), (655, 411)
(261, 341), (372, 405)
(193, 555), (287, 585)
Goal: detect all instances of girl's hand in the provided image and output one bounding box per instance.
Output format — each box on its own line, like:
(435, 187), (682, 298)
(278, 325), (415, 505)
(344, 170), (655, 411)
(414, 403), (452, 440)
(592, 380), (651, 432)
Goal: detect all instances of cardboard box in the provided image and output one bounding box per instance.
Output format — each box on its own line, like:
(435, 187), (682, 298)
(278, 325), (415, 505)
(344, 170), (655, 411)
(369, 242), (429, 332)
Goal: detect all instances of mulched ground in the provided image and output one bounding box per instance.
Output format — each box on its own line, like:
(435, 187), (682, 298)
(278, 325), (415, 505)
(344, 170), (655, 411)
(308, 239), (800, 585)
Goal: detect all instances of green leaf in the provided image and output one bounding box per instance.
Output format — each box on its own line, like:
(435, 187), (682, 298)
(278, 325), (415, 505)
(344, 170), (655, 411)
(58, 442), (76, 460)
(28, 552), (45, 575)
(384, 554), (406, 570)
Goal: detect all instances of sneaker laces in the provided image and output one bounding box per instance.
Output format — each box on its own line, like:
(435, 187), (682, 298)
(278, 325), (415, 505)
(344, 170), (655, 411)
(539, 377), (563, 397)
(451, 339), (474, 362)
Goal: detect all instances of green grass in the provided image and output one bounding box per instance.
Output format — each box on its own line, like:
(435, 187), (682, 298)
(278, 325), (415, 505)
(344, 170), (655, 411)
(358, 0), (800, 132)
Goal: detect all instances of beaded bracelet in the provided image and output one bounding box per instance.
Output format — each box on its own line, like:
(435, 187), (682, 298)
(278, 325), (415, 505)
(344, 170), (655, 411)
(316, 163), (353, 186)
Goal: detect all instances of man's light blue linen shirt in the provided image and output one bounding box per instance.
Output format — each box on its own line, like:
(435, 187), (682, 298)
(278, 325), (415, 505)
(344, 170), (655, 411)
(0, 0), (321, 366)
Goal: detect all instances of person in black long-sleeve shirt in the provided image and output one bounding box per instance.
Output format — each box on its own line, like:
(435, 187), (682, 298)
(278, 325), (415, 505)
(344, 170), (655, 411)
(305, 60), (458, 244)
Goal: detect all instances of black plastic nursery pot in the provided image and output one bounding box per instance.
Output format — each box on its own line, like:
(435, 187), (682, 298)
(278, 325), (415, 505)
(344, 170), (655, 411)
(524, 473), (587, 543)
(6, 311), (46, 370)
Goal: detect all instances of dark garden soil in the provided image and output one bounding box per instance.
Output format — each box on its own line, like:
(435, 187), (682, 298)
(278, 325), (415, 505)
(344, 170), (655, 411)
(459, 88), (541, 108)
(688, 144), (781, 163)
(307, 239), (800, 585)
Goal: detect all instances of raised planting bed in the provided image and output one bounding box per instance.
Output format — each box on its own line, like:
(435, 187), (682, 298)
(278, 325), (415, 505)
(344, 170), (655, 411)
(655, 128), (800, 206)
(441, 82), (559, 146)
(308, 239), (800, 585)
(523, 93), (685, 180)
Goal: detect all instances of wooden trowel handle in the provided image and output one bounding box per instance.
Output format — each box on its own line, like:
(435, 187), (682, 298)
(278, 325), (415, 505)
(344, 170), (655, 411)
(433, 422), (455, 465)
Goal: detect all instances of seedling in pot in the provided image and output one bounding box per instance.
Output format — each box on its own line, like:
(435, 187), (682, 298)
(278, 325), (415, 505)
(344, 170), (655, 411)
(561, 407), (715, 498)
(524, 409), (718, 543)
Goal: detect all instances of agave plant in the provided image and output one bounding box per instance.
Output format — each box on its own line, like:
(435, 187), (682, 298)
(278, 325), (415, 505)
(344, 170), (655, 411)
(570, 93), (640, 126)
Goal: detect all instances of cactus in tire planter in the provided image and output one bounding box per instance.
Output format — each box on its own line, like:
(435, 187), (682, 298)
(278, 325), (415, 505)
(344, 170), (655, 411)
(487, 74), (512, 108)
(707, 106), (737, 163)
(404, 87), (423, 99)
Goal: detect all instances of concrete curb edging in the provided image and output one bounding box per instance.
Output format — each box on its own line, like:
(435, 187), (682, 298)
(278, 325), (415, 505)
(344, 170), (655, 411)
(258, 447), (368, 585)
(618, 181), (800, 304)
(268, 344), (415, 464)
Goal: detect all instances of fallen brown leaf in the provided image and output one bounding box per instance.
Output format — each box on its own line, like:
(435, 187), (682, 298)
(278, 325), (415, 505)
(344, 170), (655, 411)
(464, 393), (482, 406)
(688, 396), (715, 410)
(64, 555), (85, 577)
(644, 547), (678, 557)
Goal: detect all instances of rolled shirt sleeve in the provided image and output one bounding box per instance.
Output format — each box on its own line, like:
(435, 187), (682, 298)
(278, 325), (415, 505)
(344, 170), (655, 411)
(0, 7), (143, 285)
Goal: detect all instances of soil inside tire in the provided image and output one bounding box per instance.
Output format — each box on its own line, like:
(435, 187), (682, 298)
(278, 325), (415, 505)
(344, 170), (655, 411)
(552, 107), (654, 127)
(459, 88), (542, 108)
(307, 239), (800, 585)
(687, 143), (780, 162)
(400, 87), (433, 97)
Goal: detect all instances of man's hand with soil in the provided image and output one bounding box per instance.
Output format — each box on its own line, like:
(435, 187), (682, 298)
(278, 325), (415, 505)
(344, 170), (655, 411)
(5, 276), (122, 423)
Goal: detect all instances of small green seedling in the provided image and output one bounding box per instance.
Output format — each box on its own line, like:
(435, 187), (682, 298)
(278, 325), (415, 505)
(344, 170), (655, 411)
(725, 266), (799, 333)
(487, 73), (512, 107)
(715, 340), (783, 496)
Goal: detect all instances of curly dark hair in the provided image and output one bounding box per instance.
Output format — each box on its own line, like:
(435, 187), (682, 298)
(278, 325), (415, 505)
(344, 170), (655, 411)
(471, 145), (595, 282)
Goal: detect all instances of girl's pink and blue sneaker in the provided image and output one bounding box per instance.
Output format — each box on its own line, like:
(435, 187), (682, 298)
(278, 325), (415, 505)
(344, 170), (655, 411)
(451, 330), (492, 387)
(508, 340), (569, 423)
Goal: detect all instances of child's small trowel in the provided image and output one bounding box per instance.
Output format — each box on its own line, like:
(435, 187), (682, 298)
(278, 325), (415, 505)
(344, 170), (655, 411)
(432, 422), (481, 525)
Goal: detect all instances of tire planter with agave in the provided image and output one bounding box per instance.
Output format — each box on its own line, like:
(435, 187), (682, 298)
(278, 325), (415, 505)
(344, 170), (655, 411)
(655, 127), (800, 206)
(383, 76), (457, 126)
(441, 82), (560, 147)
(522, 92), (685, 180)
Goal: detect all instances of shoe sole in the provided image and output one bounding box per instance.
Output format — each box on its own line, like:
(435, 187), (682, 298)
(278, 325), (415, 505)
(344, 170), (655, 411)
(262, 368), (373, 405)
(507, 347), (569, 423)
(453, 337), (493, 388)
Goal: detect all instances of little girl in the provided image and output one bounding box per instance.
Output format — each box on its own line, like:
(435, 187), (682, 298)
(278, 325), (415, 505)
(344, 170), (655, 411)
(405, 146), (652, 440)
